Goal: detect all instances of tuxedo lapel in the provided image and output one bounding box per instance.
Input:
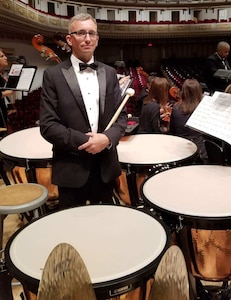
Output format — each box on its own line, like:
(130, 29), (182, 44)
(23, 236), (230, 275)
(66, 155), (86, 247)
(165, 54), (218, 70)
(225, 59), (231, 70)
(61, 61), (107, 129)
(61, 64), (88, 120)
(96, 63), (106, 115)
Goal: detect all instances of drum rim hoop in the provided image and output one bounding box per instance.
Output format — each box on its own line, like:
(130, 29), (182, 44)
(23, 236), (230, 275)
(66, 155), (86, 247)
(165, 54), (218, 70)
(142, 197), (231, 229)
(5, 205), (171, 298)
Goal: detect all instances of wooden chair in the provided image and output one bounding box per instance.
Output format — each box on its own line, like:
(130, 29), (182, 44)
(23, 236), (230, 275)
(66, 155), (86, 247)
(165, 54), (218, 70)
(37, 243), (96, 300)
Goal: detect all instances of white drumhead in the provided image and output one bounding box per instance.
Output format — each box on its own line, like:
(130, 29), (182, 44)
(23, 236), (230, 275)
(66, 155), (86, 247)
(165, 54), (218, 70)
(142, 165), (231, 218)
(117, 134), (197, 165)
(0, 127), (52, 159)
(9, 205), (168, 284)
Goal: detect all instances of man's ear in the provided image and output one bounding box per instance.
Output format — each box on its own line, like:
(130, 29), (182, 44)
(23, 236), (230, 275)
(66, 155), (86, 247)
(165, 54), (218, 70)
(95, 40), (99, 49)
(66, 35), (72, 47)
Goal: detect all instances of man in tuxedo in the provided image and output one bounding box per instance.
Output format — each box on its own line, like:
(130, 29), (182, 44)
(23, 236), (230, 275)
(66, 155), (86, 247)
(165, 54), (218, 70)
(204, 41), (231, 93)
(40, 13), (127, 209)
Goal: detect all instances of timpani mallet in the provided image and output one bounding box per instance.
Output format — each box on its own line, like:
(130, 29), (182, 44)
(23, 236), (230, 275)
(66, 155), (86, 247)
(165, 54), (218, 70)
(105, 88), (135, 130)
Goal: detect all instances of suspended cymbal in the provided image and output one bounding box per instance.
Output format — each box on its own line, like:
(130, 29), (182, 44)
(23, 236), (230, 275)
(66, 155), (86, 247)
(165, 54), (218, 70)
(37, 242), (96, 300)
(149, 245), (189, 300)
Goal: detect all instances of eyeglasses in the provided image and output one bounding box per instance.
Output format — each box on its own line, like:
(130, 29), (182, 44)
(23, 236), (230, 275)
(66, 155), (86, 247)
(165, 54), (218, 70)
(70, 30), (99, 39)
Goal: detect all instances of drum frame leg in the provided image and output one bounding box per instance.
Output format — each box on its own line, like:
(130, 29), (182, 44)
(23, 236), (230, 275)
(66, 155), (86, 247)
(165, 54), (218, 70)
(22, 285), (37, 300)
(25, 163), (37, 183)
(125, 165), (140, 207)
(0, 160), (11, 186)
(0, 215), (3, 253)
(195, 279), (231, 300)
(0, 258), (14, 300)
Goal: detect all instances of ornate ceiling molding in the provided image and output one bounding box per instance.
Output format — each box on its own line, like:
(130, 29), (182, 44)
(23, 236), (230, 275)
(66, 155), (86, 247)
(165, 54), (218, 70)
(0, 0), (231, 41)
(56, 0), (231, 9)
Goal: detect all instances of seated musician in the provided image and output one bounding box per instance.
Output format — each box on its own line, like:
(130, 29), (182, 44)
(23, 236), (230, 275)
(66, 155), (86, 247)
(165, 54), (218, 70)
(134, 73), (156, 117)
(0, 49), (15, 136)
(138, 76), (172, 133)
(169, 79), (208, 164)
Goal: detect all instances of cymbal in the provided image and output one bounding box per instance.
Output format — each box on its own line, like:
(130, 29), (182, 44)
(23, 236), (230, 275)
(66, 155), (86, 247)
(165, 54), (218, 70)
(0, 127), (7, 132)
(148, 245), (189, 300)
(37, 242), (96, 300)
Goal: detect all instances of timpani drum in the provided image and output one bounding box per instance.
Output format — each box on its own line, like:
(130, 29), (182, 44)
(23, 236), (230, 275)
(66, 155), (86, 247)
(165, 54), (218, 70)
(117, 134), (197, 206)
(0, 127), (58, 202)
(141, 165), (231, 282)
(5, 205), (170, 300)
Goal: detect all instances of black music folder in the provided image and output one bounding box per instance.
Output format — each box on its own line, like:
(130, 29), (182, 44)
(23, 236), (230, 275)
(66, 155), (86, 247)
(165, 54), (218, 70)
(0, 64), (37, 91)
(186, 91), (231, 145)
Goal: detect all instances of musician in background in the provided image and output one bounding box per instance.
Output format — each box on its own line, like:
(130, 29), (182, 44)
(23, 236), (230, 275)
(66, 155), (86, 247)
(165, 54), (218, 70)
(134, 73), (156, 117)
(204, 41), (231, 94)
(138, 76), (171, 133)
(169, 79), (208, 164)
(0, 49), (14, 134)
(40, 13), (127, 209)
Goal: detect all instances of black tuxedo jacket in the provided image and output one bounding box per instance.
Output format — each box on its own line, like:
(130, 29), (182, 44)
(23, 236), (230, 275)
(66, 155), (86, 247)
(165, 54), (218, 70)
(40, 59), (127, 187)
(204, 53), (231, 92)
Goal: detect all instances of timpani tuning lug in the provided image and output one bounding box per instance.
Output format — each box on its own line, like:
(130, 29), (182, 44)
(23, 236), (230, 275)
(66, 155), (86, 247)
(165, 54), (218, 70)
(0, 257), (5, 271)
(176, 216), (184, 233)
(149, 207), (164, 221)
(148, 163), (172, 176)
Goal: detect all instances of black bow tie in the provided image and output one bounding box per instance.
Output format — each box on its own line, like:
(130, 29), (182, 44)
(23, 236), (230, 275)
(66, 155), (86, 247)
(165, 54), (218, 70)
(79, 62), (97, 71)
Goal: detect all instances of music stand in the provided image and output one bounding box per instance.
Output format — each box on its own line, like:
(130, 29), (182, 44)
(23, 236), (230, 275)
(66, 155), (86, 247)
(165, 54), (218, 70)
(213, 69), (231, 80)
(186, 91), (231, 146)
(0, 64), (37, 128)
(1, 64), (37, 92)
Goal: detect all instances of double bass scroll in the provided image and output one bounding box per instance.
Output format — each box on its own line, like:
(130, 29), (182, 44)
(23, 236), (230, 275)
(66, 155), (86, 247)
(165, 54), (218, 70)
(54, 32), (71, 54)
(32, 34), (62, 64)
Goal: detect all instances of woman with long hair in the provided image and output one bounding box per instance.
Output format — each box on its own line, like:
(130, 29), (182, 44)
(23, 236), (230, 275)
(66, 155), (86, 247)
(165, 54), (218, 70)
(138, 76), (171, 133)
(169, 78), (208, 163)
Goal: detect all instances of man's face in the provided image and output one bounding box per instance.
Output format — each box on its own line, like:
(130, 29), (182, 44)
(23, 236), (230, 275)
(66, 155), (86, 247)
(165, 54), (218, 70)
(218, 46), (230, 59)
(66, 19), (99, 62)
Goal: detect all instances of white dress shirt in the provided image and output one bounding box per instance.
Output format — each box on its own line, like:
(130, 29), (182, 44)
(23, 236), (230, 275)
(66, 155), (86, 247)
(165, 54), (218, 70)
(71, 55), (99, 133)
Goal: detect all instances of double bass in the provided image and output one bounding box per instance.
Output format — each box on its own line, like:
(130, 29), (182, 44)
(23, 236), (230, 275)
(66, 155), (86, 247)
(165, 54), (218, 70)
(169, 85), (181, 102)
(54, 32), (71, 53)
(32, 34), (62, 64)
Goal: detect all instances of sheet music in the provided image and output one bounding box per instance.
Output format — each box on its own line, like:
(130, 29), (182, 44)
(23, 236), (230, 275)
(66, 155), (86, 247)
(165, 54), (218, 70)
(16, 68), (36, 91)
(1, 65), (37, 91)
(186, 91), (231, 145)
(5, 64), (23, 89)
(120, 77), (133, 98)
(214, 69), (231, 79)
(8, 64), (23, 76)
